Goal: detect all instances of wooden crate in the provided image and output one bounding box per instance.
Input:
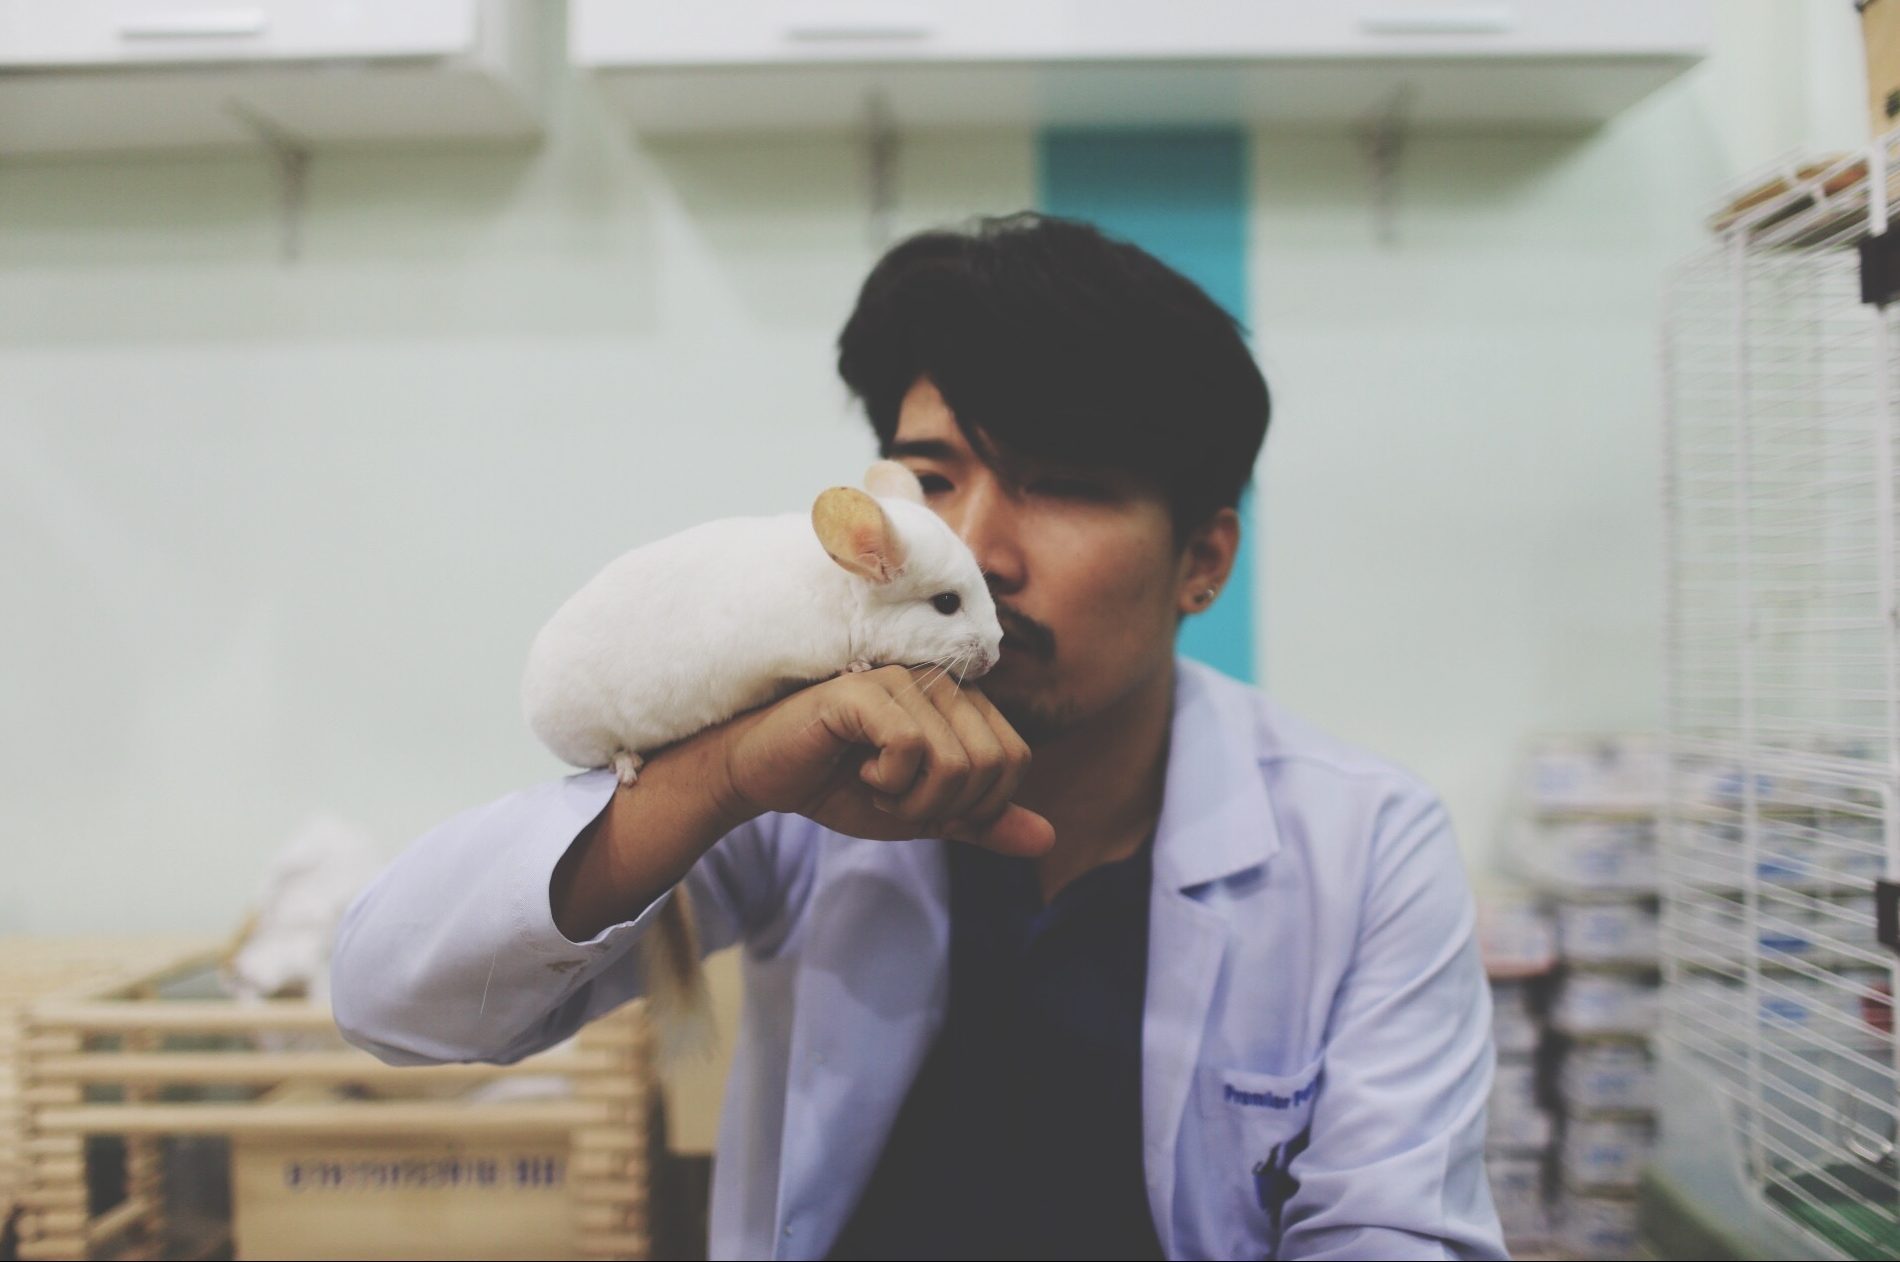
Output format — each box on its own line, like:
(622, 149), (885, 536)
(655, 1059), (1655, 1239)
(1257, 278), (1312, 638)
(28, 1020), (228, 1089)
(8, 945), (653, 1261)
(1, 936), (222, 1250)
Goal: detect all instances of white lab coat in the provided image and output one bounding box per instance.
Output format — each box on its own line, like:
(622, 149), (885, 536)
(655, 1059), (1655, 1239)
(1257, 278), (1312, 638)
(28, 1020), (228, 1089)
(332, 658), (1507, 1260)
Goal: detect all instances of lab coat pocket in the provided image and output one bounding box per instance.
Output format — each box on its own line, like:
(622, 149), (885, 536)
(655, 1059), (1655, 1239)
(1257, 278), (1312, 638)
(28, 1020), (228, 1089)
(1193, 1058), (1322, 1256)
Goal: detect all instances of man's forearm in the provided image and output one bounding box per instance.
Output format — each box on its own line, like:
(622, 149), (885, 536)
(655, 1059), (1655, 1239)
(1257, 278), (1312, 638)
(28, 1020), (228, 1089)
(549, 722), (757, 943)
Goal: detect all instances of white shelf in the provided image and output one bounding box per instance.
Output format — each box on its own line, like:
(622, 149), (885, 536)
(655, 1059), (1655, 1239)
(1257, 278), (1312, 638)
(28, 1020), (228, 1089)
(571, 0), (1713, 136)
(0, 0), (475, 64)
(0, 0), (544, 156)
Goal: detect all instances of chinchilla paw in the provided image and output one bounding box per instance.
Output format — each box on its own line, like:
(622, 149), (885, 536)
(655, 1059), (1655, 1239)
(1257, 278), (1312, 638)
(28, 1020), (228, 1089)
(612, 750), (645, 786)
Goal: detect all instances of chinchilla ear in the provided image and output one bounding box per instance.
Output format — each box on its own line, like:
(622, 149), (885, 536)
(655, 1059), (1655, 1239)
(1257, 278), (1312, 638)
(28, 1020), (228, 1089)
(863, 459), (925, 505)
(812, 486), (908, 583)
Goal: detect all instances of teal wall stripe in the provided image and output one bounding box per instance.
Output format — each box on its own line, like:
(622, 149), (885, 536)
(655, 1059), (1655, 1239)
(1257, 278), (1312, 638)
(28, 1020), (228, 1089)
(1035, 128), (1258, 684)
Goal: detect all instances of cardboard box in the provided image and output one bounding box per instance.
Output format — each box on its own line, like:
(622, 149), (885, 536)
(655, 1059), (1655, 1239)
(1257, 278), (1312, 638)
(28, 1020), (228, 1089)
(1865, 0), (1900, 140)
(232, 1129), (575, 1261)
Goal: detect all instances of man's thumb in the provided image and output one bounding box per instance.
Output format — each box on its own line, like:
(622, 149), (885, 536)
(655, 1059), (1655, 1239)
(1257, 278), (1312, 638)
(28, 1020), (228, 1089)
(951, 805), (1055, 858)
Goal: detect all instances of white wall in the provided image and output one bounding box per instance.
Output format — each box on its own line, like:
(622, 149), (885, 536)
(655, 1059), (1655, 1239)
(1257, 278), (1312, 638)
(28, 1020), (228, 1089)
(0, 2), (1871, 934)
(1255, 0), (1873, 860)
(0, 19), (1033, 933)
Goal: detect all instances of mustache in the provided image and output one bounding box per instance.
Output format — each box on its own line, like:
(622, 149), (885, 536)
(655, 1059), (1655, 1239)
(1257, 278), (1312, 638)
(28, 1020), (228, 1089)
(993, 603), (1054, 661)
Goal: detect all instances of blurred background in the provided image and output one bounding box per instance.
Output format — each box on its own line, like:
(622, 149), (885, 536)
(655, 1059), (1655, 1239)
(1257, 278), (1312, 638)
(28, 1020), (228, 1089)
(5, 1), (1900, 1260)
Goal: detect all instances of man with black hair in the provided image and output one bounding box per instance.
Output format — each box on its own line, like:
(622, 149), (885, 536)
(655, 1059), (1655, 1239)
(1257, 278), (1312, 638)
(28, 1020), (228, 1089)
(334, 213), (1507, 1261)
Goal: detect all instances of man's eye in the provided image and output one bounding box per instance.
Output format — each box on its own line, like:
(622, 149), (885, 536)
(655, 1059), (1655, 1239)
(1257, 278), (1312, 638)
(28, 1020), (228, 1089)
(916, 473), (952, 494)
(931, 592), (961, 615)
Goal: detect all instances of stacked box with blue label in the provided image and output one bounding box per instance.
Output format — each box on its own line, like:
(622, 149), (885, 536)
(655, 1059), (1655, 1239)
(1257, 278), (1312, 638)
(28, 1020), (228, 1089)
(1512, 734), (1668, 1260)
(1478, 888), (1557, 1255)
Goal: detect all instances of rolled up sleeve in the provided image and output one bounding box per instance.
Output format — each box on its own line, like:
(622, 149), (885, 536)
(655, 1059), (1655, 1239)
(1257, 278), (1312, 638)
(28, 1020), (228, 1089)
(331, 767), (807, 1067)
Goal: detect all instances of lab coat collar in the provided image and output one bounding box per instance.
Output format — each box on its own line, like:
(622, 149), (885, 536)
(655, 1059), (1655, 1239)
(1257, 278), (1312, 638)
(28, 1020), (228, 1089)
(1153, 656), (1280, 892)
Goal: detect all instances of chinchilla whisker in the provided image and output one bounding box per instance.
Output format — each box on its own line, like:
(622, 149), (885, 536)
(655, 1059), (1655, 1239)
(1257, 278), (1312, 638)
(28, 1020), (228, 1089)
(915, 659), (954, 693)
(888, 668), (928, 701)
(912, 657), (956, 693)
(934, 659), (961, 694)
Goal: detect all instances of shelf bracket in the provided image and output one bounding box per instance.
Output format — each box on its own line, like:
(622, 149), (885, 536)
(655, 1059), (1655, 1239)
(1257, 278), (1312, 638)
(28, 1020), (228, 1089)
(1354, 83), (1416, 248)
(863, 88), (899, 253)
(223, 98), (311, 265)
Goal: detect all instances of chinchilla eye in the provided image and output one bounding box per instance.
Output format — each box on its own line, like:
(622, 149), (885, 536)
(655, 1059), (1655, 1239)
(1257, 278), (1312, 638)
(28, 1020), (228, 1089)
(930, 592), (961, 615)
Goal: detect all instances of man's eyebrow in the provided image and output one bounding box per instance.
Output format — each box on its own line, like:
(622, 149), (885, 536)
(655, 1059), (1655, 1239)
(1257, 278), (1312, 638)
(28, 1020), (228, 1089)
(889, 438), (1117, 485)
(887, 439), (963, 462)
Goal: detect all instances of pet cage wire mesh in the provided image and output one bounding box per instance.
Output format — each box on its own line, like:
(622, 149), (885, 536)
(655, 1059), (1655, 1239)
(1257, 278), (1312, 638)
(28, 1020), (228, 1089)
(1660, 135), (1900, 1259)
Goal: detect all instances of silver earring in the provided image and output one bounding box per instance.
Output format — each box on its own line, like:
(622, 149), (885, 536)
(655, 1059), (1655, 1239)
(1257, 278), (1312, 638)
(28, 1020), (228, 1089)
(1198, 588), (1216, 604)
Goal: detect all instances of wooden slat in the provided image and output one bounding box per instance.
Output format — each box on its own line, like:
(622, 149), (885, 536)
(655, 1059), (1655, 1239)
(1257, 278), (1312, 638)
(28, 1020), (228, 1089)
(32, 1050), (605, 1084)
(572, 1151), (642, 1178)
(572, 1076), (642, 1100)
(28, 1156), (82, 1181)
(35, 1100), (610, 1136)
(19, 1035), (82, 1056)
(572, 1129), (641, 1152)
(160, 1224), (233, 1262)
(20, 1186), (86, 1211)
(27, 1001), (337, 1033)
(578, 1202), (640, 1233)
(21, 1135), (87, 1157)
(31, 1208), (86, 1235)
(0, 935), (216, 961)
(576, 1026), (644, 1052)
(87, 1194), (156, 1248)
(574, 1229), (649, 1258)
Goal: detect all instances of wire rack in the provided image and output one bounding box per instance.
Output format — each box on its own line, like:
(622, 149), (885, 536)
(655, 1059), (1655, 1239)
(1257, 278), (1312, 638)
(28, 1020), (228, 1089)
(1661, 133), (1900, 1260)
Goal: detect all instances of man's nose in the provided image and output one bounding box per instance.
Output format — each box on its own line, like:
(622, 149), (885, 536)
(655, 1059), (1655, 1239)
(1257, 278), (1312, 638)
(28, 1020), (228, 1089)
(949, 478), (1026, 595)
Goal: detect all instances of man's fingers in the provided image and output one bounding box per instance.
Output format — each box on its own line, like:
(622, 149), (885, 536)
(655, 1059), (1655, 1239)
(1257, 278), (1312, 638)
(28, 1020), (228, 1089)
(825, 680), (924, 799)
(950, 689), (1030, 830)
(927, 681), (1030, 832)
(868, 668), (972, 823)
(824, 666), (1036, 842)
(957, 685), (1033, 767)
(912, 670), (1008, 825)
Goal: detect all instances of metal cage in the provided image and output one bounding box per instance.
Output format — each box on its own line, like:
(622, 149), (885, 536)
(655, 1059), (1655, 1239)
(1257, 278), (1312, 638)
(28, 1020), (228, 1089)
(1660, 135), (1900, 1260)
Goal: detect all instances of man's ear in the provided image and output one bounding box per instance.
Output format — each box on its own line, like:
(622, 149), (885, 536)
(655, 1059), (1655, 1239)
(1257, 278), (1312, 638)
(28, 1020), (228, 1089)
(1176, 506), (1241, 616)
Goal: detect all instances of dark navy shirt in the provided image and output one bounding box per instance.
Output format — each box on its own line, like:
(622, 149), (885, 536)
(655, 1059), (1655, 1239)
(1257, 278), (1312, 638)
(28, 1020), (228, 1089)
(827, 834), (1165, 1261)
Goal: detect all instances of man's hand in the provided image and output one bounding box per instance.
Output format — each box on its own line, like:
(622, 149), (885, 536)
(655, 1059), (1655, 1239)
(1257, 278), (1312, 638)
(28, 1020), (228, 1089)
(718, 664), (1054, 857)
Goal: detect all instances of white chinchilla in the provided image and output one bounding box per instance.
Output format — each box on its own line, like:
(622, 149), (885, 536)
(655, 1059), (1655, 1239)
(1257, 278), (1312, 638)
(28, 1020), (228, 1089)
(520, 459), (1002, 1055)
